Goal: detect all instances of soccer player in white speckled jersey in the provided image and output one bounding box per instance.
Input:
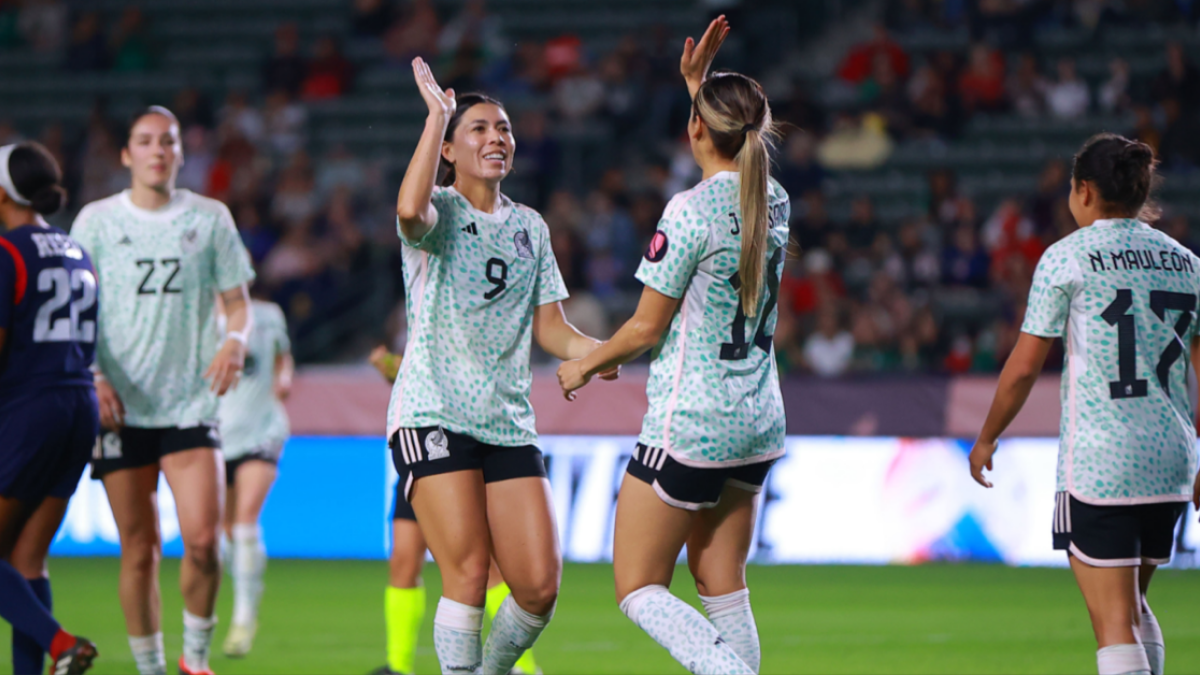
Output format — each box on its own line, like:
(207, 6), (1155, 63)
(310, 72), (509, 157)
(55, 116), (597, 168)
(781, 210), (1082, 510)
(971, 134), (1200, 675)
(388, 58), (614, 675)
(558, 17), (786, 675)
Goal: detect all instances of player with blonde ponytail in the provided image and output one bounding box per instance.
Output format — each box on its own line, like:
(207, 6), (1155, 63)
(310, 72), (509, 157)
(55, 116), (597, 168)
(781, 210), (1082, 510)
(557, 17), (789, 675)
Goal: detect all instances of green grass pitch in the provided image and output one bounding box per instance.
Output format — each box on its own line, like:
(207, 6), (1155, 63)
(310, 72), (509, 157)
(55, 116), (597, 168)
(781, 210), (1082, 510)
(2, 559), (1199, 674)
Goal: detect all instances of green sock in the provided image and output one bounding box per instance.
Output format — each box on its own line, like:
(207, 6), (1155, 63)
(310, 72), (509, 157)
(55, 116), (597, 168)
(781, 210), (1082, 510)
(485, 583), (540, 674)
(385, 585), (425, 675)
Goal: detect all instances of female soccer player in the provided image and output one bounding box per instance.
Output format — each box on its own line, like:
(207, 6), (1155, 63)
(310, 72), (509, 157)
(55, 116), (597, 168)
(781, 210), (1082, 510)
(389, 58), (613, 675)
(71, 106), (256, 675)
(369, 347), (541, 675)
(217, 290), (292, 658)
(970, 133), (1200, 675)
(558, 17), (787, 675)
(0, 142), (99, 675)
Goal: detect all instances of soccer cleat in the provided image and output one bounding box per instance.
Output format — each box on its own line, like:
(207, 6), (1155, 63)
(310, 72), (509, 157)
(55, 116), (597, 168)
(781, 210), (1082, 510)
(367, 666), (402, 675)
(50, 637), (98, 675)
(177, 655), (214, 675)
(222, 622), (257, 658)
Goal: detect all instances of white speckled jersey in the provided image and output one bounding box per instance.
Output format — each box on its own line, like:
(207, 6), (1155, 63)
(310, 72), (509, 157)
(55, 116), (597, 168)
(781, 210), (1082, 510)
(1022, 218), (1200, 504)
(386, 186), (568, 446)
(70, 189), (256, 428)
(635, 171), (790, 466)
(219, 300), (290, 459)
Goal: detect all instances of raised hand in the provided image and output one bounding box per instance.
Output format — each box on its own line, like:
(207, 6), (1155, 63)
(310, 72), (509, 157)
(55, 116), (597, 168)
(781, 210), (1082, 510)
(680, 15), (730, 100)
(412, 57), (456, 121)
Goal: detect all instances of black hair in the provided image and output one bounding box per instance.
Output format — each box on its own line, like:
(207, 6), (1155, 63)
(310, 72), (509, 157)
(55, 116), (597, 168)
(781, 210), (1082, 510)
(437, 93), (507, 187)
(1072, 132), (1160, 220)
(6, 142), (66, 215)
(125, 105), (180, 146)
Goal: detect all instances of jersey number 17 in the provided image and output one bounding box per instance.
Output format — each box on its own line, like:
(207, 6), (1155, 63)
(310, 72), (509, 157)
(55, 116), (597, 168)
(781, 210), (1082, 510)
(1101, 288), (1196, 399)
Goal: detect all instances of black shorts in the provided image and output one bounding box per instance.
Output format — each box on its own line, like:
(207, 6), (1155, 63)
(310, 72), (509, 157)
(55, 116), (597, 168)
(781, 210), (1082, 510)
(389, 426), (546, 504)
(1052, 491), (1186, 567)
(224, 440), (284, 487)
(392, 478), (416, 521)
(627, 443), (775, 511)
(92, 422), (222, 480)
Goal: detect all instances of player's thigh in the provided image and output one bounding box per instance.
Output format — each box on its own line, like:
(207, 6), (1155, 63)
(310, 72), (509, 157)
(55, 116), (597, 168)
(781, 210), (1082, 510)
(161, 447), (224, 547)
(686, 484), (759, 597)
(486, 477), (561, 604)
(1069, 555), (1141, 646)
(103, 464), (164, 550)
(231, 459), (278, 524)
(10, 496), (69, 577)
(389, 517), (427, 588)
(410, 470), (491, 581)
(612, 473), (696, 603)
(0, 495), (36, 559)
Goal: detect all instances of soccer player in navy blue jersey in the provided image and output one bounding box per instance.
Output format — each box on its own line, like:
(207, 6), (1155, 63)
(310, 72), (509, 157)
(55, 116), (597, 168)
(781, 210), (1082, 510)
(0, 142), (99, 674)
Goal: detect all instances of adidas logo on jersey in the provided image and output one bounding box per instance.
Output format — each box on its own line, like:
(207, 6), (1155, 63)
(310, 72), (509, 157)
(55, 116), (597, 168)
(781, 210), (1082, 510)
(461, 222), (478, 235)
(118, 235), (132, 245)
(425, 427), (450, 460)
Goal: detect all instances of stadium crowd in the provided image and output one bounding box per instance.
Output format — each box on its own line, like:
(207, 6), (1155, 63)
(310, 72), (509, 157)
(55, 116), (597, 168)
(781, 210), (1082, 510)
(0, 0), (1198, 374)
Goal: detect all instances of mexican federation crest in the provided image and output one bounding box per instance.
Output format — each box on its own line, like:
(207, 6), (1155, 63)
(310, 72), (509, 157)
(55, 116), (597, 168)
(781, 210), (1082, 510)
(180, 227), (201, 254)
(513, 229), (534, 259)
(426, 427), (450, 460)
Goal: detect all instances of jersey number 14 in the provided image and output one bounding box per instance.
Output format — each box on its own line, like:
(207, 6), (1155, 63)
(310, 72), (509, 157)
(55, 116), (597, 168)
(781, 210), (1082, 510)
(1101, 288), (1195, 399)
(720, 248), (784, 361)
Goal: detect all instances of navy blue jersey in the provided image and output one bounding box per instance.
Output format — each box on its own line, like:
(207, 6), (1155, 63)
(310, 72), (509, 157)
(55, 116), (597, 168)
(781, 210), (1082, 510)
(0, 224), (98, 396)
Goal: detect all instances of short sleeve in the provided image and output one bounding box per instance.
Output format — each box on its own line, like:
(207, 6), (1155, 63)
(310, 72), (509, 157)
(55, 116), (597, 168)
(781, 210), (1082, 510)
(396, 187), (450, 252)
(532, 221), (568, 307)
(213, 205), (256, 292)
(634, 194), (707, 299)
(0, 244), (14, 330)
(69, 206), (98, 262)
(1021, 244), (1079, 338)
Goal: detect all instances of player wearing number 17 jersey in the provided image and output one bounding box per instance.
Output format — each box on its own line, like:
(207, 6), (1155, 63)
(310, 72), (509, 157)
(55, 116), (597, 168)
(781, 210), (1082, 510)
(971, 134), (1200, 675)
(559, 18), (785, 675)
(0, 142), (99, 674)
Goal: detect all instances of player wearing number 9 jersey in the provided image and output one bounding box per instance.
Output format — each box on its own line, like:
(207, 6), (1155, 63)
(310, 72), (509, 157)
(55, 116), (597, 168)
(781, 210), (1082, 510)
(559, 18), (785, 675)
(970, 133), (1200, 675)
(0, 142), (99, 675)
(69, 106), (256, 675)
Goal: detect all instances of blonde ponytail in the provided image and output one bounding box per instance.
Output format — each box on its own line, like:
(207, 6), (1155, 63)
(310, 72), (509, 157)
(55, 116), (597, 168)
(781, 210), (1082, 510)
(693, 72), (777, 317)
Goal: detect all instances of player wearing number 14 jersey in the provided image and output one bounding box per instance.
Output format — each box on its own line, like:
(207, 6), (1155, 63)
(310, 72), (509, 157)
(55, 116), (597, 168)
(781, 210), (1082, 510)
(971, 133), (1200, 675)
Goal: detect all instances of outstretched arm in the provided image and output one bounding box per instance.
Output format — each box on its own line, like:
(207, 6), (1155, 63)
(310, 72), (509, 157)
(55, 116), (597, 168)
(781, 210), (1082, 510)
(533, 302), (601, 361)
(396, 57), (456, 243)
(680, 15), (730, 101)
(557, 287), (680, 400)
(969, 332), (1055, 487)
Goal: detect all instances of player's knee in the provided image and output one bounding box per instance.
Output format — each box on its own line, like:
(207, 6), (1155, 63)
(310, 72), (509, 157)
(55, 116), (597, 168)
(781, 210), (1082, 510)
(182, 530), (221, 573)
(441, 552), (492, 599)
(121, 537), (160, 577)
(691, 565), (746, 598)
(512, 574), (559, 616)
(389, 550), (424, 588)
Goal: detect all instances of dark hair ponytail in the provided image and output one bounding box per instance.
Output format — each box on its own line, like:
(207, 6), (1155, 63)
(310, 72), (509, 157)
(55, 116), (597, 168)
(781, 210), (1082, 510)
(6, 142), (67, 215)
(437, 93), (506, 187)
(1072, 132), (1160, 221)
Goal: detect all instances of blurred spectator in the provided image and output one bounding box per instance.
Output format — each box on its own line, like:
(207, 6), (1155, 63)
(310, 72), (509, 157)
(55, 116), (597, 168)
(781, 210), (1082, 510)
(860, 54), (911, 138)
(817, 112), (894, 170)
(600, 53), (642, 141)
(236, 203), (277, 264)
(1128, 104), (1161, 154)
(1151, 42), (1200, 113)
(781, 249), (846, 317)
(174, 87), (215, 131)
(316, 144), (365, 201)
(176, 126), (215, 194)
(65, 11), (108, 71)
(302, 36), (353, 100)
(438, 0), (507, 64)
(351, 0), (394, 40)
(77, 119), (124, 204)
(382, 0), (440, 63)
(837, 24), (910, 84)
(1158, 98), (1200, 171)
(0, 2), (17, 49)
(890, 219), (941, 290)
(1161, 214), (1200, 255)
(271, 153), (317, 227)
(803, 307), (855, 377)
(207, 131), (258, 204)
(0, 119), (19, 145)
(1006, 52), (1046, 118)
(941, 223), (990, 288)
(262, 221), (324, 288)
(553, 61), (604, 122)
(263, 90), (308, 158)
(958, 43), (1007, 113)
(323, 188), (368, 272)
(983, 199), (1043, 277)
(109, 7), (153, 72)
(38, 121), (66, 170)
(219, 91), (266, 147)
(942, 334), (973, 374)
(908, 62), (964, 139)
(263, 22), (307, 97)
(544, 33), (584, 84)
(793, 190), (833, 252)
(18, 0), (67, 54)
(927, 168), (962, 226)
(778, 133), (825, 200)
(1025, 158), (1068, 237)
(513, 109), (558, 208)
(844, 196), (880, 252)
(443, 41), (485, 93)
(1098, 58), (1131, 114)
(1044, 58), (1090, 119)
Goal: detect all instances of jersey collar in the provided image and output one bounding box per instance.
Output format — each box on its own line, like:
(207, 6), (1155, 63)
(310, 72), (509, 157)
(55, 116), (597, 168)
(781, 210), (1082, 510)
(1090, 218), (1144, 230)
(119, 188), (188, 221)
(449, 186), (512, 224)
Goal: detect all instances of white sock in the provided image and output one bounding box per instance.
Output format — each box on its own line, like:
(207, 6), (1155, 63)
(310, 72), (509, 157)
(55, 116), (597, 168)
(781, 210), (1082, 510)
(1141, 610), (1164, 675)
(482, 595), (553, 675)
(700, 589), (761, 674)
(433, 597), (483, 675)
(128, 633), (166, 675)
(182, 610), (217, 673)
(231, 523), (266, 626)
(1097, 644), (1151, 675)
(619, 585), (754, 675)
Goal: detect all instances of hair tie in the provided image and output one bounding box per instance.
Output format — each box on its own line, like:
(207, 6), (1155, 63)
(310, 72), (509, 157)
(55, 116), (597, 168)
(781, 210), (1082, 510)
(0, 144), (31, 207)
(741, 124), (757, 135)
